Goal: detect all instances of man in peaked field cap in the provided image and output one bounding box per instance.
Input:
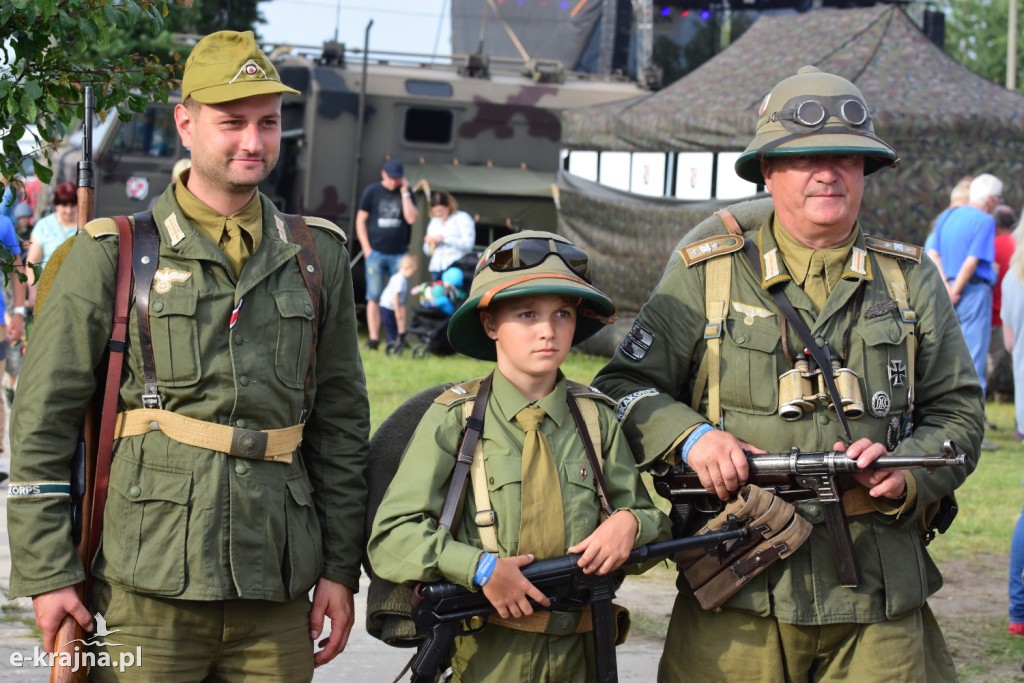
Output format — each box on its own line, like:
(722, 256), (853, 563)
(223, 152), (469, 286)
(7, 30), (370, 681)
(594, 66), (982, 681)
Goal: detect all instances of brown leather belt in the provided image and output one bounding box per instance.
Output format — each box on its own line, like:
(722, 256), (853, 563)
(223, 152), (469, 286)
(114, 408), (303, 463)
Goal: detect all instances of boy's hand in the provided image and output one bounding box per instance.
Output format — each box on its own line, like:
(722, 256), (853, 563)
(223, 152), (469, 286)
(481, 554), (550, 619)
(568, 510), (638, 575)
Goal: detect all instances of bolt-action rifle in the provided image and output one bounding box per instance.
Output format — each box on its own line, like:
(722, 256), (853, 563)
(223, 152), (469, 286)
(408, 522), (749, 683)
(653, 440), (967, 589)
(49, 87), (135, 683)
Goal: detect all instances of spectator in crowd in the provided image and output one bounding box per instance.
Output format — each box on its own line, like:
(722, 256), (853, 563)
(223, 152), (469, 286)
(356, 159), (418, 350)
(990, 204), (1017, 400)
(423, 190), (476, 281)
(26, 181), (79, 278)
(925, 176), (973, 278)
(379, 253), (418, 354)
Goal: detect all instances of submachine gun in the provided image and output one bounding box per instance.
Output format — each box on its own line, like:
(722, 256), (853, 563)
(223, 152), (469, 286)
(653, 440), (967, 588)
(409, 523), (749, 683)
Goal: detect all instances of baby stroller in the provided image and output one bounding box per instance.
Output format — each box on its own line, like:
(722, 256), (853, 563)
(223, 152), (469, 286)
(389, 252), (478, 359)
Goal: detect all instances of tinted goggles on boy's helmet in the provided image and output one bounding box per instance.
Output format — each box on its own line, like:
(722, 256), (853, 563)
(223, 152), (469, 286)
(769, 95), (869, 133)
(477, 237), (591, 281)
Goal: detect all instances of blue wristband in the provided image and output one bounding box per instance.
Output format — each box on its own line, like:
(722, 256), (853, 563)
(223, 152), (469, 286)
(473, 553), (497, 588)
(679, 423), (716, 465)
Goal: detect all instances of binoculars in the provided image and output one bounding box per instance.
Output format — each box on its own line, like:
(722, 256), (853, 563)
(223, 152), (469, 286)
(778, 352), (864, 421)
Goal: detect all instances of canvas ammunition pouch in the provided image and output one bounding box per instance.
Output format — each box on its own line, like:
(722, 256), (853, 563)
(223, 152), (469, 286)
(675, 484), (812, 610)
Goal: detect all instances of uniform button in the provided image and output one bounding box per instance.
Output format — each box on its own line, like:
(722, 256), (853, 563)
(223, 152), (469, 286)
(239, 375), (249, 387)
(304, 303), (313, 316)
(234, 335), (244, 345)
(818, 413), (830, 425)
(235, 462), (248, 475)
(153, 301), (164, 313)
(890, 329), (901, 342)
(736, 335), (746, 344)
(236, 418), (248, 429)
(128, 486), (141, 498)
(815, 336), (826, 348)
(489, 477), (494, 485)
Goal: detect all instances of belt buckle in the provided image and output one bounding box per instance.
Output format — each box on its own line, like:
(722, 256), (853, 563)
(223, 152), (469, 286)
(230, 428), (269, 460)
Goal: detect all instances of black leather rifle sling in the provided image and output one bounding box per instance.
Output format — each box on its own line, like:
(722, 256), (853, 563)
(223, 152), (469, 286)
(438, 373), (493, 534)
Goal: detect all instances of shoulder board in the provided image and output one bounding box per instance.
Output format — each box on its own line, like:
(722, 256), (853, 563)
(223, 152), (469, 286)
(434, 377), (485, 408)
(303, 216), (348, 244)
(679, 234), (744, 268)
(567, 381), (616, 407)
(83, 217), (120, 239)
(864, 236), (922, 263)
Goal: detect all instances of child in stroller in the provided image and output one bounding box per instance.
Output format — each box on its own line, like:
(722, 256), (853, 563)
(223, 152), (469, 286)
(391, 252), (478, 358)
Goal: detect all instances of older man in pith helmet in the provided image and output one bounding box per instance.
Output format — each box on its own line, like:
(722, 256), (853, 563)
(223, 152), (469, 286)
(595, 66), (982, 682)
(7, 31), (370, 681)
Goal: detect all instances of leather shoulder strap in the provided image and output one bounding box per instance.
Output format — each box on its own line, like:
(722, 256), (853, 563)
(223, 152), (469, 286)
(566, 390), (613, 518)
(438, 373), (492, 534)
(87, 215), (136, 589)
(131, 211), (161, 408)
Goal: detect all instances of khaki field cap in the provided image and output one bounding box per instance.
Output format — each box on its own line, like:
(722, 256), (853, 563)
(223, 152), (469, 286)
(447, 230), (616, 361)
(182, 31), (300, 104)
(735, 66), (898, 185)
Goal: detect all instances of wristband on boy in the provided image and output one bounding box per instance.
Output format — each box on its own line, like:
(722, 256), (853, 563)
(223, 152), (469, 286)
(474, 552), (497, 588)
(680, 423), (716, 464)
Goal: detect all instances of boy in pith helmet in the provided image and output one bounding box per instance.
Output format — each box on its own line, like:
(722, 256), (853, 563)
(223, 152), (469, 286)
(369, 230), (670, 682)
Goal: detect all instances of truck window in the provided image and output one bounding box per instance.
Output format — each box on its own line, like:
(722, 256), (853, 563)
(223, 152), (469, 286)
(404, 107), (454, 145)
(112, 106), (177, 157)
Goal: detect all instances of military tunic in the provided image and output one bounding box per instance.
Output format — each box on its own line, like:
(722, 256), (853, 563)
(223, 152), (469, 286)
(8, 185), (370, 602)
(594, 197), (983, 627)
(368, 371), (670, 683)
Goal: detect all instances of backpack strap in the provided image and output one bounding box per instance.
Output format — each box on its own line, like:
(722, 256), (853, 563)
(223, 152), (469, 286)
(466, 399), (500, 553)
(690, 209), (743, 426)
(439, 373), (492, 535)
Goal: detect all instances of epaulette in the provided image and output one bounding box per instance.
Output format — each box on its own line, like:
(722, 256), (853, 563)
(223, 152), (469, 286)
(434, 377), (484, 408)
(679, 234), (744, 268)
(567, 380), (616, 407)
(303, 216), (348, 244)
(83, 217), (120, 239)
(864, 236), (922, 263)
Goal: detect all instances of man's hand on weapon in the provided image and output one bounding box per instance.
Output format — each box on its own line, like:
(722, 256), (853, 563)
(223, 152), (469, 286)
(568, 510), (639, 576)
(687, 429), (762, 500)
(481, 554), (550, 619)
(32, 586), (92, 652)
(841, 438), (908, 500)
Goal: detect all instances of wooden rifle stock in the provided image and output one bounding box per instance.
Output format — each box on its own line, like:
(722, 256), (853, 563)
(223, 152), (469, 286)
(50, 86), (97, 683)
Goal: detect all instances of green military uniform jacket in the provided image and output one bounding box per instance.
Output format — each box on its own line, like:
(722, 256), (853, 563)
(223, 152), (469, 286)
(368, 371), (670, 682)
(594, 197), (984, 625)
(8, 186), (370, 601)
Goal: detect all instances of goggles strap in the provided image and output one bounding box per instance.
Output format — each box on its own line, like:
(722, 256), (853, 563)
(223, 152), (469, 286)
(479, 273), (600, 309)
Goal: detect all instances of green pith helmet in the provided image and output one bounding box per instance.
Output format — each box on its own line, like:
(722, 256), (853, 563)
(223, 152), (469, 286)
(735, 66), (898, 185)
(447, 231), (616, 361)
(182, 31), (300, 104)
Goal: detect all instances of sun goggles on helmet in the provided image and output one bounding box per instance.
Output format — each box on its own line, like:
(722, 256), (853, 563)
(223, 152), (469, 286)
(477, 237), (591, 281)
(770, 95), (870, 132)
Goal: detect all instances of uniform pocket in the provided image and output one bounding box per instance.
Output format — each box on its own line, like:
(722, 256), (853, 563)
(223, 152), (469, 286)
(149, 289), (201, 387)
(720, 314), (781, 415)
(563, 459), (600, 542)
(853, 317), (910, 417)
(273, 290), (314, 389)
(105, 460), (192, 596)
(283, 475), (323, 597)
(482, 453), (522, 553)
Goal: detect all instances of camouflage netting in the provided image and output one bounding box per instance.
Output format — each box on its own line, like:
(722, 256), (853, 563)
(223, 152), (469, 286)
(561, 4), (1024, 356)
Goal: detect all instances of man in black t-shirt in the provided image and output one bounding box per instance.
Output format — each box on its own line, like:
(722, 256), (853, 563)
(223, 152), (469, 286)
(356, 159), (419, 349)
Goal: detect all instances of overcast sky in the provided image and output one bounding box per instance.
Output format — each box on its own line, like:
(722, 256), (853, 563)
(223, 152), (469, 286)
(257, 0), (453, 57)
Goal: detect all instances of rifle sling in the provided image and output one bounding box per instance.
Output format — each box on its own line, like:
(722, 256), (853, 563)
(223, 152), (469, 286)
(86, 214), (138, 591)
(438, 373), (492, 534)
(566, 391), (614, 518)
(738, 232), (862, 587)
(132, 212), (161, 408)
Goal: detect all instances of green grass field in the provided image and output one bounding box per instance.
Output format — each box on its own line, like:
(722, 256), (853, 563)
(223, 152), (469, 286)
(362, 343), (1024, 680)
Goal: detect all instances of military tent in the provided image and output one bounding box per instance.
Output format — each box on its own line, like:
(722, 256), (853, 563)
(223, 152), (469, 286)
(558, 4), (1024, 354)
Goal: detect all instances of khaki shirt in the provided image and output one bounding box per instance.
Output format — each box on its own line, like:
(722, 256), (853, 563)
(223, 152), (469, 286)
(8, 186), (370, 601)
(594, 197), (984, 625)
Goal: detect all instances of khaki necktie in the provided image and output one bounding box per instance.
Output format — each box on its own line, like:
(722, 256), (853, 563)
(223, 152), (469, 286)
(221, 219), (248, 278)
(515, 406), (565, 559)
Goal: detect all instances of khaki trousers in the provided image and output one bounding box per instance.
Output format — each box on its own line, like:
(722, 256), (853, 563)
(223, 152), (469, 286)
(89, 582), (314, 682)
(657, 593), (957, 683)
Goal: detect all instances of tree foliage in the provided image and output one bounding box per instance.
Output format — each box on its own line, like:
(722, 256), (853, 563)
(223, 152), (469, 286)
(941, 0), (1023, 90)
